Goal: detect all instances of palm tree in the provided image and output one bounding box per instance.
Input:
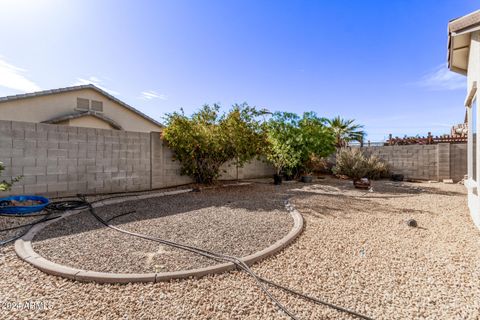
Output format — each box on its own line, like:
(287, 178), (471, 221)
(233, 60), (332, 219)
(326, 116), (365, 148)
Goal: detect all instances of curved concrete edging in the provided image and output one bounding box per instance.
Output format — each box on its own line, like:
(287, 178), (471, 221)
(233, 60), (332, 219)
(15, 186), (304, 284)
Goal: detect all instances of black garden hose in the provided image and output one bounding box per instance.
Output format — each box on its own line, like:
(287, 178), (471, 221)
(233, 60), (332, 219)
(0, 200), (90, 246)
(77, 194), (374, 320)
(0, 195), (138, 246)
(0, 214), (54, 246)
(1, 193), (374, 319)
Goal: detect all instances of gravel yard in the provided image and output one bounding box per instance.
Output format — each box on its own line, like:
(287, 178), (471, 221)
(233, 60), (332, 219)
(32, 185), (294, 273)
(1, 177), (480, 319)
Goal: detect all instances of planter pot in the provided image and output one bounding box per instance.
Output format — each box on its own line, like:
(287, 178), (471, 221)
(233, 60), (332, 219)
(391, 174), (404, 182)
(273, 174), (283, 185)
(353, 178), (371, 189)
(284, 174), (294, 181)
(300, 175), (313, 183)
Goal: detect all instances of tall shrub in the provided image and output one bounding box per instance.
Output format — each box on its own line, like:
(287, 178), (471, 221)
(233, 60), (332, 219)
(162, 105), (232, 184)
(221, 103), (267, 179)
(162, 104), (265, 184)
(264, 112), (302, 175)
(298, 112), (336, 173)
(264, 112), (335, 175)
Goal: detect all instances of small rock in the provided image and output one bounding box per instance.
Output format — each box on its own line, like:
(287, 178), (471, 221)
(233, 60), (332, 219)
(406, 219), (418, 227)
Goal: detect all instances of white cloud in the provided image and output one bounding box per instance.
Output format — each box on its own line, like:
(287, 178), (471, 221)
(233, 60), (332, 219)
(414, 63), (465, 90)
(0, 57), (41, 93)
(73, 76), (119, 95)
(140, 90), (167, 101)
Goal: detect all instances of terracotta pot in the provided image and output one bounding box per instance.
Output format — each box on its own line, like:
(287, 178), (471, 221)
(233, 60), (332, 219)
(353, 178), (371, 189)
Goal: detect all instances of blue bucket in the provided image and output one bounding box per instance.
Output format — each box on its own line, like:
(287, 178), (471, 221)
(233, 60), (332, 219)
(0, 195), (49, 214)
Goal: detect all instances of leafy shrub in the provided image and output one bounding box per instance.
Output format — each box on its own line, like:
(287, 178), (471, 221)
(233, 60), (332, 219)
(264, 112), (336, 175)
(306, 155), (335, 174)
(332, 148), (390, 180)
(0, 161), (22, 191)
(265, 131), (302, 175)
(298, 112), (336, 174)
(162, 104), (265, 184)
(264, 112), (302, 175)
(221, 103), (266, 178)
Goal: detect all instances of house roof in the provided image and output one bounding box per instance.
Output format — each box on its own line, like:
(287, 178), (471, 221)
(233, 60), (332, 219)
(448, 10), (480, 75)
(42, 110), (123, 130)
(0, 84), (163, 128)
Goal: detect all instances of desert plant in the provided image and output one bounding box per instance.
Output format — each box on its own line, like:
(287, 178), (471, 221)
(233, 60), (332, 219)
(332, 148), (390, 180)
(0, 161), (22, 191)
(326, 116), (365, 148)
(332, 148), (369, 180)
(364, 154), (390, 179)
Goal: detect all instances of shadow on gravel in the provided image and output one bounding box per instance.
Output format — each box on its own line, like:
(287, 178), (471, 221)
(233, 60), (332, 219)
(292, 193), (437, 219)
(31, 183), (300, 242)
(21, 176), (459, 243)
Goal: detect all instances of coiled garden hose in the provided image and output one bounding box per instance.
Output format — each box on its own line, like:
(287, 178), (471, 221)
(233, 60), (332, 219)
(0, 195), (137, 246)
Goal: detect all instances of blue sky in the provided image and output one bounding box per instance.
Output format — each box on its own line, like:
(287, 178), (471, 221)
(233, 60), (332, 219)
(0, 0), (478, 140)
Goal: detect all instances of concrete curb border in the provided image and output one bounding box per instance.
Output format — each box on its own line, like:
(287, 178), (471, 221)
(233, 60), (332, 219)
(15, 187), (304, 284)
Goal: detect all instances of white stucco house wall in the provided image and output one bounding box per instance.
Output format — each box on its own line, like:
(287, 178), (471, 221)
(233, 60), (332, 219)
(448, 10), (480, 227)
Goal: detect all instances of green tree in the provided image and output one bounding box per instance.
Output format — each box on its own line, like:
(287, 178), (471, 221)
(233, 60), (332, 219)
(162, 105), (232, 184)
(326, 116), (365, 148)
(222, 103), (267, 179)
(162, 104), (266, 184)
(264, 112), (302, 175)
(264, 112), (335, 176)
(298, 112), (336, 173)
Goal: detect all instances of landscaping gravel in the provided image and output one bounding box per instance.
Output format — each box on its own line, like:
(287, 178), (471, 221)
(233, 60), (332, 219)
(32, 185), (294, 273)
(1, 178), (479, 319)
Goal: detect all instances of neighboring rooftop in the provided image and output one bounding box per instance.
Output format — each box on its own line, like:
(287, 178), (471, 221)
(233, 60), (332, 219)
(42, 110), (124, 130)
(448, 10), (480, 74)
(0, 84), (163, 128)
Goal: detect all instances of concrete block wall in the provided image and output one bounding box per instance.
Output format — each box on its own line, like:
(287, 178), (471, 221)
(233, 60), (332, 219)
(0, 120), (151, 197)
(150, 133), (193, 189)
(217, 158), (275, 181)
(150, 132), (274, 187)
(0, 120), (274, 197)
(451, 144), (467, 181)
(361, 143), (466, 182)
